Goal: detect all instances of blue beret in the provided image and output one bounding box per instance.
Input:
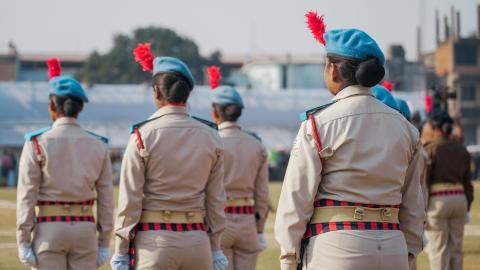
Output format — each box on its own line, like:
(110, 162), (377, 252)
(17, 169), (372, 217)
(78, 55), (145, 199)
(212, 86), (244, 108)
(371, 85), (399, 111)
(153, 57), (195, 89)
(49, 76), (88, 102)
(324, 29), (385, 65)
(395, 98), (411, 120)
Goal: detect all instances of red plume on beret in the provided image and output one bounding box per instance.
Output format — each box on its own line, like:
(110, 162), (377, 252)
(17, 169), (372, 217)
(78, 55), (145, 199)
(46, 58), (61, 79)
(133, 43), (155, 72)
(306, 11), (326, 45)
(425, 95), (432, 113)
(381, 80), (394, 92)
(207, 66), (222, 90)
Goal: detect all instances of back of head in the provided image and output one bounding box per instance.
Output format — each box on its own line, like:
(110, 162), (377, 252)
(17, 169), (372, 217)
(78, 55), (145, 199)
(428, 109), (453, 136)
(152, 73), (192, 103)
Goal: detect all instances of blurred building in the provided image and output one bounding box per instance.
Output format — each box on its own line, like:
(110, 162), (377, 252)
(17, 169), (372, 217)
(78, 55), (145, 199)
(221, 54), (325, 90)
(0, 44), (86, 82)
(423, 6), (480, 145)
(385, 45), (427, 92)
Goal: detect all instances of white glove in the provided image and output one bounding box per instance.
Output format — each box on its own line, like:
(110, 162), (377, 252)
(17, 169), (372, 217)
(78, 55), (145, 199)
(212, 250), (228, 270)
(18, 245), (37, 268)
(466, 212), (471, 224)
(110, 253), (130, 270)
(97, 247), (111, 268)
(258, 233), (267, 251)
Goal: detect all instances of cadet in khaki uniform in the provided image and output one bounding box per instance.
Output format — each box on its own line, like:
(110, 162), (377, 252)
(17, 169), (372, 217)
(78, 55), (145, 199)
(111, 44), (228, 270)
(16, 58), (114, 270)
(275, 12), (425, 270)
(209, 78), (270, 270)
(424, 110), (473, 270)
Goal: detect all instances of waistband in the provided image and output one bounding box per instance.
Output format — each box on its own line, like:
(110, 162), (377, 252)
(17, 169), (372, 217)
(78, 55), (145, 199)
(226, 197), (255, 206)
(36, 204), (93, 217)
(139, 210), (204, 223)
(304, 199), (400, 239)
(36, 200), (95, 206)
(36, 216), (95, 223)
(224, 206), (255, 215)
(430, 183), (464, 196)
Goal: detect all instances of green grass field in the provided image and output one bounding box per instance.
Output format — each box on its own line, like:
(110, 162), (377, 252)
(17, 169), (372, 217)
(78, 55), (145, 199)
(0, 182), (479, 270)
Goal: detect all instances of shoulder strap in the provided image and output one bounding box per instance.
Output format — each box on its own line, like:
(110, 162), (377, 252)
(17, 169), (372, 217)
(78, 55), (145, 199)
(245, 131), (262, 142)
(24, 127), (50, 166)
(192, 116), (218, 130)
(87, 131), (109, 144)
(299, 102), (335, 122)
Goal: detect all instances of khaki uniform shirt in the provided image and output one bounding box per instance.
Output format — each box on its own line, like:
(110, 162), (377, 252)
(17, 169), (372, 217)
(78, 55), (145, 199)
(16, 117), (114, 247)
(114, 106), (226, 254)
(218, 121), (269, 232)
(275, 86), (425, 262)
(424, 138), (473, 209)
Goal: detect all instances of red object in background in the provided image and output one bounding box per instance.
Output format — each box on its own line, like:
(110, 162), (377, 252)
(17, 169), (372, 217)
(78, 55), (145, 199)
(46, 58), (61, 79)
(381, 80), (394, 92)
(133, 43), (155, 72)
(425, 95), (432, 113)
(306, 11), (326, 45)
(207, 66), (222, 90)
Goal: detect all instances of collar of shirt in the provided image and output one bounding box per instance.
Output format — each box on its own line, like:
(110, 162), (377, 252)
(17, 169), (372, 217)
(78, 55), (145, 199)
(148, 104), (188, 120)
(332, 85), (373, 101)
(53, 117), (79, 128)
(218, 121), (241, 131)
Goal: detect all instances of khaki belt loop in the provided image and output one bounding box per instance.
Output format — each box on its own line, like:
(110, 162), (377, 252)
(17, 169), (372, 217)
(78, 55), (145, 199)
(381, 208), (392, 221)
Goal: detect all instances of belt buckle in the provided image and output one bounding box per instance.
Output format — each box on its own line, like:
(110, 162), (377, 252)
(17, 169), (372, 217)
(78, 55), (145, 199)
(81, 206), (90, 213)
(163, 211), (171, 222)
(353, 207), (365, 220)
(381, 208), (392, 221)
(63, 204), (71, 214)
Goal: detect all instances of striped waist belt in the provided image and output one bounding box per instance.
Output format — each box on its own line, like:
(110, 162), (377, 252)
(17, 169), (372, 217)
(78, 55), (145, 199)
(304, 199), (400, 239)
(430, 183), (464, 196)
(130, 210), (207, 269)
(224, 197), (255, 214)
(35, 200), (95, 223)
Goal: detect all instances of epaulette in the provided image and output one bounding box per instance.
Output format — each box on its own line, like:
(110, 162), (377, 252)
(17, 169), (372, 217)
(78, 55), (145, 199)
(24, 127), (51, 141)
(299, 102), (335, 122)
(87, 131), (109, 144)
(245, 131), (262, 142)
(129, 117), (162, 134)
(192, 116), (218, 130)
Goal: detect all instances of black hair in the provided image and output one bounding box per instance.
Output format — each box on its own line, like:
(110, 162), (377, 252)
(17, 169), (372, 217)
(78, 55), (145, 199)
(327, 55), (385, 87)
(428, 109), (454, 136)
(213, 104), (243, 122)
(49, 94), (83, 117)
(152, 72), (192, 103)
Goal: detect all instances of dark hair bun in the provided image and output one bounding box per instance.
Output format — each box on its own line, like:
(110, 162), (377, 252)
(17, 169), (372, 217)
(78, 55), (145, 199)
(355, 58), (385, 87)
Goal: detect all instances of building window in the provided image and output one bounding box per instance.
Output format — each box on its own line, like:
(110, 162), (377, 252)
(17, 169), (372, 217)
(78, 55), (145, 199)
(455, 43), (477, 66)
(461, 84), (476, 101)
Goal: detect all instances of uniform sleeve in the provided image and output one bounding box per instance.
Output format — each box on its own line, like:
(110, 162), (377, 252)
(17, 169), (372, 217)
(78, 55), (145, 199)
(274, 121), (322, 264)
(16, 141), (41, 247)
(399, 143), (426, 257)
(418, 147), (430, 210)
(114, 135), (146, 254)
(96, 148), (114, 248)
(204, 144), (226, 251)
(463, 151), (473, 211)
(254, 146), (270, 233)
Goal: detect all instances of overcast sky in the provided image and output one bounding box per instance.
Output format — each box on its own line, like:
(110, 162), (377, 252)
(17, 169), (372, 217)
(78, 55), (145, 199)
(1, 0), (479, 61)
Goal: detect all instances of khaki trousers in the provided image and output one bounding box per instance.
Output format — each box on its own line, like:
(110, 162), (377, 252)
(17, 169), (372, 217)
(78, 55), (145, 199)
(32, 222), (97, 270)
(426, 195), (467, 270)
(303, 230), (409, 270)
(220, 214), (260, 270)
(134, 230), (212, 270)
